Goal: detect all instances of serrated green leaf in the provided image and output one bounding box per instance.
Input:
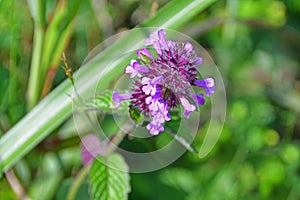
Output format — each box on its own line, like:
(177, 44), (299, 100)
(89, 154), (130, 200)
(84, 91), (130, 115)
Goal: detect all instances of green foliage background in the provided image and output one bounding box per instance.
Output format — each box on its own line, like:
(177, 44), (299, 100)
(0, 0), (300, 199)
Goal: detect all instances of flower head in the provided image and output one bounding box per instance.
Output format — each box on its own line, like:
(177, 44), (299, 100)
(113, 29), (215, 135)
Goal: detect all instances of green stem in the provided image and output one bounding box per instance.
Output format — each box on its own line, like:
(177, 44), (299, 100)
(27, 26), (45, 110)
(103, 123), (133, 156)
(27, 0), (46, 110)
(66, 165), (91, 200)
(40, 0), (82, 95)
(8, 0), (18, 122)
(5, 169), (29, 199)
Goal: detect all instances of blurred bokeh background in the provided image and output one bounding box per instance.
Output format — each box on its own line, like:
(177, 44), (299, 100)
(0, 0), (300, 199)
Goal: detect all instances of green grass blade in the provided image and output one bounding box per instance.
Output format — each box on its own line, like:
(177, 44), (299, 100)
(142, 0), (217, 28)
(27, 0), (46, 109)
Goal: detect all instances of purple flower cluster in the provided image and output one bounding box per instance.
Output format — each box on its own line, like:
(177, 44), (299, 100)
(113, 29), (215, 135)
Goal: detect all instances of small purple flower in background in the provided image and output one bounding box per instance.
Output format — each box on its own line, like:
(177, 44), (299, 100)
(80, 134), (105, 165)
(113, 29), (215, 135)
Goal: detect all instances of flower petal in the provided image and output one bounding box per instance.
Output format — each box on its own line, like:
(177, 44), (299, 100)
(144, 30), (160, 46)
(180, 97), (196, 118)
(194, 78), (215, 97)
(134, 64), (149, 73)
(151, 76), (163, 85)
(112, 91), (132, 107)
(157, 29), (168, 51)
(126, 59), (149, 78)
(191, 93), (205, 106)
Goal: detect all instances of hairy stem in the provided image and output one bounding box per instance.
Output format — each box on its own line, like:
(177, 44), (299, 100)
(6, 170), (30, 200)
(66, 165), (91, 200)
(103, 123), (134, 156)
